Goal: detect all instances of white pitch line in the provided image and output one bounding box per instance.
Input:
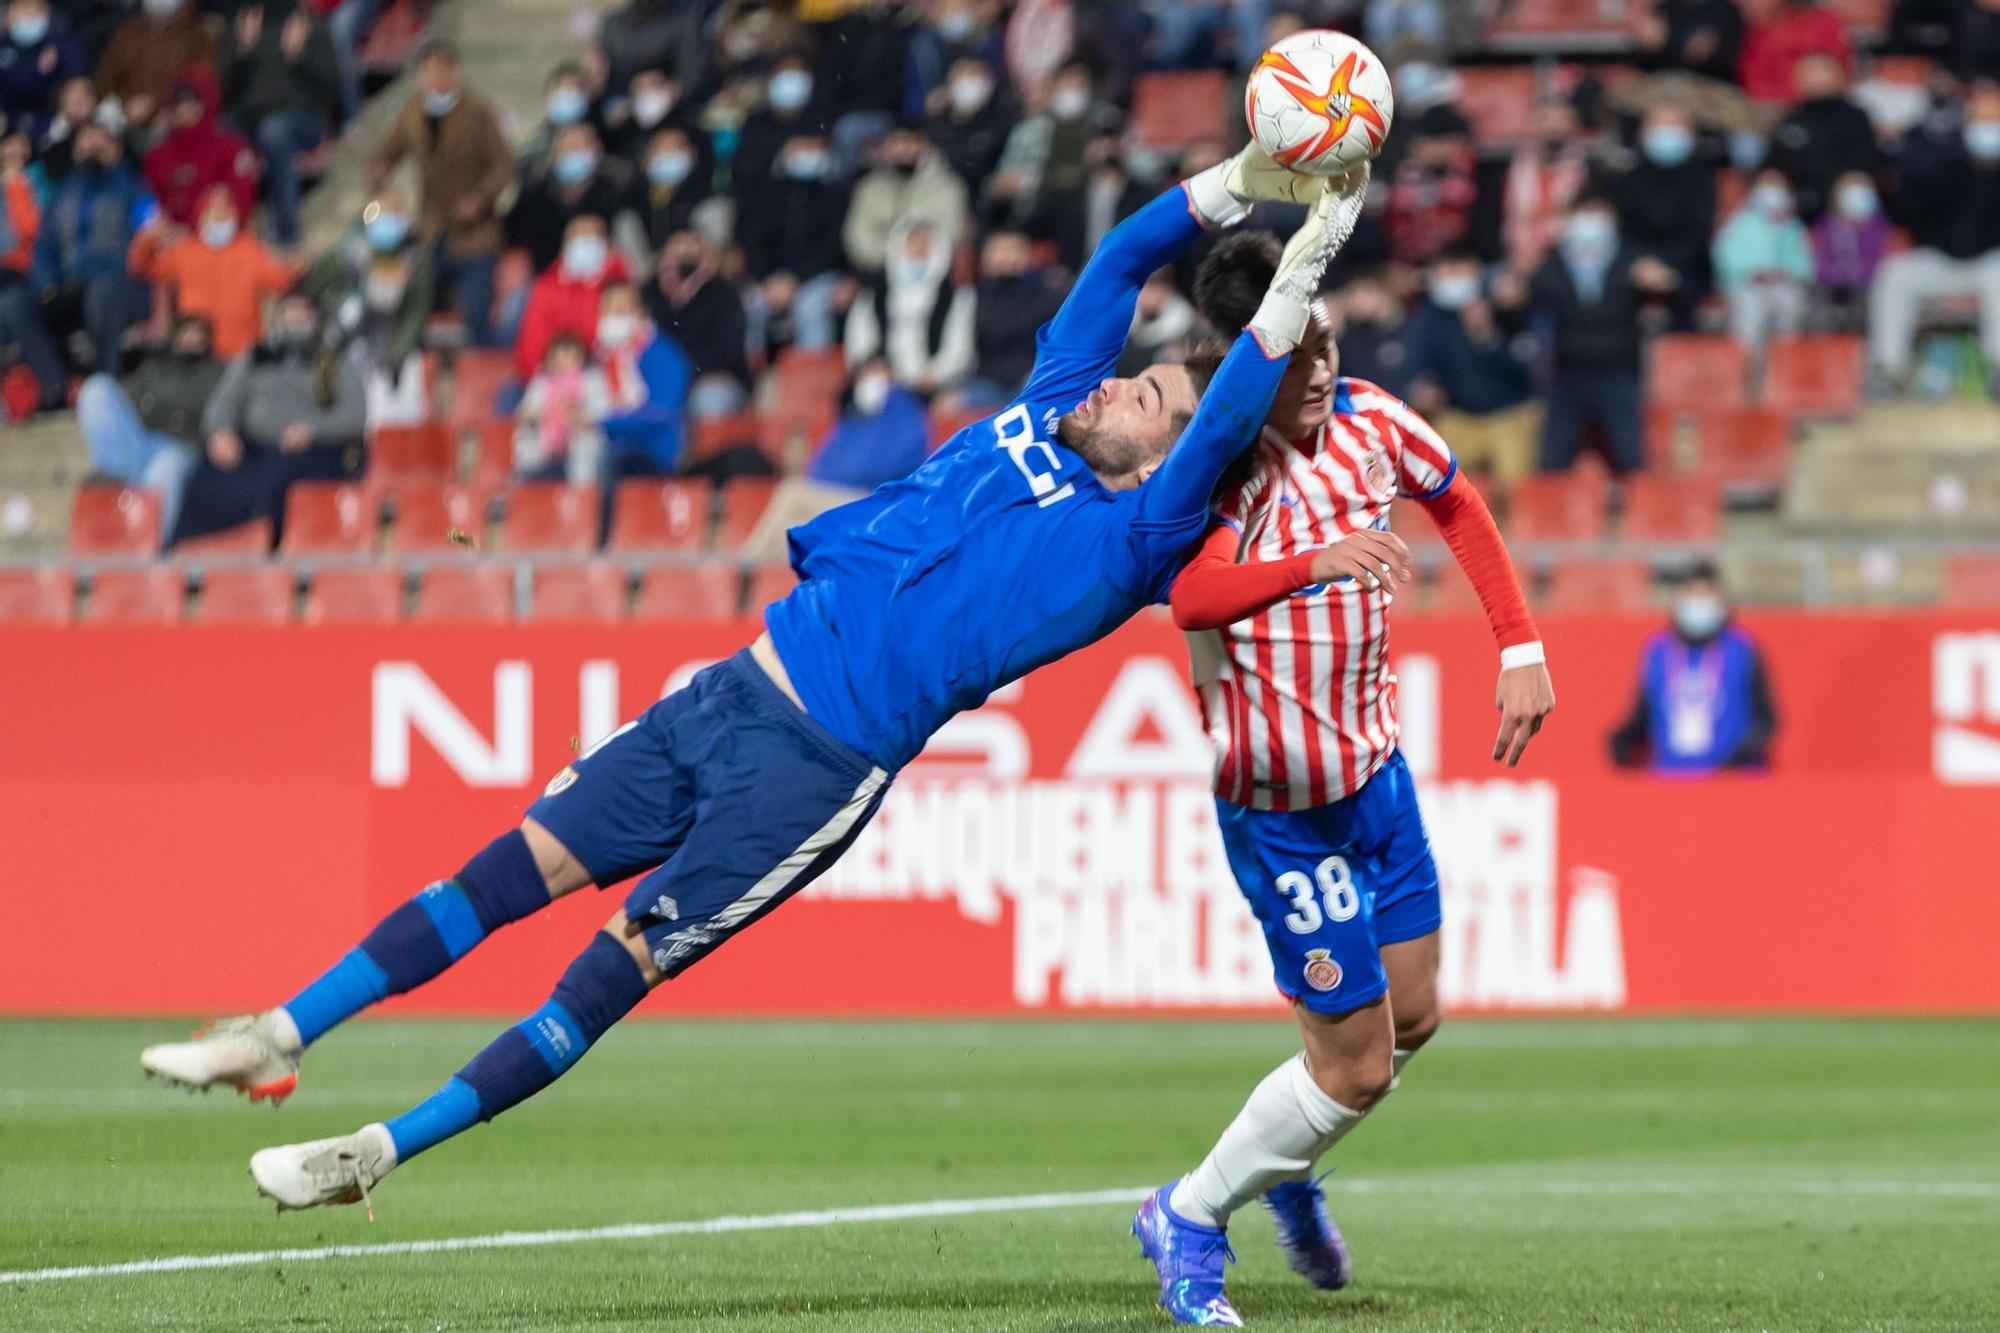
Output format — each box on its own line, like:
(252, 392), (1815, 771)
(5, 1177), (1995, 1287)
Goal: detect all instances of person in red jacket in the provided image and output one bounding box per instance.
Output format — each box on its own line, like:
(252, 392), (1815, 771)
(512, 213), (628, 381)
(1737, 0), (1851, 104)
(142, 67), (259, 230)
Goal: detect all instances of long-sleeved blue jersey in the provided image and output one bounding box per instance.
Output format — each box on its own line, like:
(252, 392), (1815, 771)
(764, 186), (1286, 772)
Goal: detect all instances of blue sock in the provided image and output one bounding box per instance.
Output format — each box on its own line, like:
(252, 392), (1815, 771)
(282, 831), (552, 1048)
(384, 933), (648, 1163)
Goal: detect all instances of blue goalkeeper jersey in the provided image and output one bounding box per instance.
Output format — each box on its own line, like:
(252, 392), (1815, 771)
(764, 187), (1287, 772)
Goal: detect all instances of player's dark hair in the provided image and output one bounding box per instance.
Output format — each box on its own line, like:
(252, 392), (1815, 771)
(1192, 231), (1281, 334)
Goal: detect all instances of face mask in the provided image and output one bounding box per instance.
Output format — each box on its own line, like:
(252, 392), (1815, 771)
(1430, 272), (1480, 310)
(1563, 212), (1615, 258)
(938, 11), (975, 39)
(1965, 120), (2000, 161)
(1835, 181), (1878, 219)
(10, 16), (48, 44)
(891, 256), (932, 286)
(364, 274), (406, 310)
(553, 150), (598, 184)
(563, 234), (608, 278)
(1751, 182), (1791, 217)
(1642, 124), (1694, 167)
(548, 88), (588, 126)
(1049, 86), (1089, 120)
(632, 91), (673, 128)
(648, 150), (693, 185)
(768, 70), (813, 112)
(785, 150), (830, 180)
(144, 0), (181, 17)
(200, 218), (237, 248)
(1673, 592), (1726, 639)
(423, 89), (459, 117)
(364, 212), (409, 252)
(949, 74), (993, 114)
(852, 372), (890, 415)
(597, 312), (637, 346)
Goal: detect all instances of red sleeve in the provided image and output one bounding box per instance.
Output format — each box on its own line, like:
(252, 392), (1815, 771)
(1169, 522), (1319, 632)
(1417, 471), (1540, 650)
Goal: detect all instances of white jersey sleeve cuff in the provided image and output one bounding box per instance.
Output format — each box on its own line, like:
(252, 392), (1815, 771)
(1500, 641), (1546, 669)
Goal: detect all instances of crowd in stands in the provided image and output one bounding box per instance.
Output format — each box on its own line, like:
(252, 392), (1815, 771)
(8, 0), (2000, 578)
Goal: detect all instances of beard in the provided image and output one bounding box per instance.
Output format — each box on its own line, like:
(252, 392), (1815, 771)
(1056, 411), (1149, 481)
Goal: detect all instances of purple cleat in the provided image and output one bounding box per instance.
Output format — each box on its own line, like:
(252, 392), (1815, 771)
(1133, 1182), (1244, 1327)
(1263, 1177), (1353, 1290)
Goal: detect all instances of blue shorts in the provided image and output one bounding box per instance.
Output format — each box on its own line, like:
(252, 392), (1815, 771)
(526, 650), (890, 978)
(1215, 749), (1442, 1014)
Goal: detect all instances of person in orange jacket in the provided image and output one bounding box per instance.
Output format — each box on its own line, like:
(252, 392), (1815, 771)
(511, 212), (627, 382)
(130, 184), (298, 361)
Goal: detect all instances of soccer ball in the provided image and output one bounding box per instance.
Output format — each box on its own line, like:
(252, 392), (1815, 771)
(1244, 30), (1395, 176)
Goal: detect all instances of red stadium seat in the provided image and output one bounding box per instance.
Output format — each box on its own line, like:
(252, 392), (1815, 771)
(772, 348), (847, 412)
(609, 478), (711, 552)
(471, 418), (515, 486)
(634, 565), (742, 619)
(369, 421), (456, 486)
(689, 412), (761, 464)
(1130, 70), (1228, 149)
(1454, 67), (1540, 146)
(1761, 336), (1863, 419)
(1542, 559), (1654, 613)
(501, 483), (599, 554)
(174, 517), (273, 559)
(199, 567), (295, 624)
(304, 567), (405, 623)
(1621, 475), (1722, 543)
(746, 563), (796, 609)
(1505, 473), (1608, 542)
(69, 486), (161, 556)
(0, 567), (73, 624)
(1489, 0), (1628, 42)
(448, 348), (516, 438)
(716, 477), (779, 551)
(1649, 335), (1748, 413)
(1942, 554), (2000, 607)
(532, 562), (628, 621)
(386, 482), (491, 554)
(1424, 560), (1490, 615)
(413, 564), (514, 622)
(85, 568), (183, 624)
(1688, 406), (1792, 489)
(758, 405), (835, 466)
(281, 483), (380, 556)
(1389, 499), (1447, 557)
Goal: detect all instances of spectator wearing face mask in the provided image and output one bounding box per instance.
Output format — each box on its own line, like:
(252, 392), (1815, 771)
(20, 119), (153, 382)
(508, 123), (631, 275)
(844, 126), (968, 282)
(36, 76), (101, 185)
(514, 213), (627, 382)
(367, 40), (514, 348)
(594, 279), (690, 478)
(1869, 82), (2000, 391)
(741, 134), (852, 354)
(303, 190), (434, 427)
(987, 62), (1117, 232)
(143, 68), (259, 232)
(1407, 251), (1541, 494)
(519, 63), (599, 175)
(605, 68), (701, 170)
(1713, 169), (1814, 352)
(1633, 0), (1745, 83)
(76, 313), (221, 542)
(1811, 171), (1887, 327)
(734, 55), (832, 190)
(905, 0), (1004, 122)
(923, 57), (1010, 195)
(0, 0), (85, 127)
(514, 331), (613, 485)
(221, 1), (341, 247)
(94, 0), (217, 130)
(131, 184), (299, 362)
(1610, 561), (1777, 775)
(845, 220), (975, 394)
(629, 126), (711, 250)
(1328, 269), (1415, 400)
(1766, 53), (1882, 223)
(1615, 101), (1717, 330)
(1502, 99), (1596, 275)
(1531, 195), (1677, 473)
(647, 228), (749, 408)
(1383, 120), (1480, 266)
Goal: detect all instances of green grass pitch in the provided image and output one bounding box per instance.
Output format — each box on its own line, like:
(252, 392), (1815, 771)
(3, 1017), (1996, 1331)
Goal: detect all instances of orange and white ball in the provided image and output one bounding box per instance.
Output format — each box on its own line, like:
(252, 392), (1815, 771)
(1244, 30), (1395, 176)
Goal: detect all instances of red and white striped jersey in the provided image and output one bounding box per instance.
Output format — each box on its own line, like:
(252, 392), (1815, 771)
(1187, 378), (1456, 810)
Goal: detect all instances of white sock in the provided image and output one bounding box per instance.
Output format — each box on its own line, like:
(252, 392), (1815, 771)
(1392, 1046), (1416, 1082)
(358, 1121), (399, 1173)
(261, 1008), (304, 1055)
(1170, 1053), (1368, 1229)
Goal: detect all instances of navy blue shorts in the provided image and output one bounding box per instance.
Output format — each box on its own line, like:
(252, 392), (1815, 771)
(1215, 749), (1441, 1015)
(526, 650), (889, 978)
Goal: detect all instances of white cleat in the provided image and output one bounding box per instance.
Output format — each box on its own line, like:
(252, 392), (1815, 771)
(140, 1013), (301, 1105)
(250, 1124), (397, 1218)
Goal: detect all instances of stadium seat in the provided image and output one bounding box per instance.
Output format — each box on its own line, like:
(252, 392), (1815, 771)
(1454, 67), (1540, 146)
(199, 567), (296, 624)
(1389, 499), (1446, 557)
(1942, 554), (2000, 606)
(532, 562), (628, 621)
(85, 568), (183, 624)
(1130, 70), (1229, 149)
(1424, 560), (1489, 615)
(281, 483), (379, 556)
(69, 486), (161, 556)
(689, 412), (761, 464)
(1621, 475), (1722, 543)
(304, 566), (405, 623)
(1542, 558), (1654, 613)
(716, 477), (779, 551)
(173, 517), (273, 559)
(447, 348), (515, 438)
(1761, 336), (1863, 419)
(758, 404), (835, 466)
(634, 565), (742, 619)
(386, 482), (491, 554)
(369, 421), (456, 486)
(0, 567), (73, 624)
(772, 348), (847, 412)
(1504, 473), (1607, 542)
(1488, 0), (1628, 43)
(1688, 407), (1792, 489)
(501, 483), (600, 554)
(746, 563), (796, 609)
(471, 418), (515, 486)
(413, 564), (515, 622)
(609, 478), (711, 552)
(1649, 335), (1748, 413)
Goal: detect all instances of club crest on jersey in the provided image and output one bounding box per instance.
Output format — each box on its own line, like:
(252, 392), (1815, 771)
(542, 765), (579, 797)
(1362, 449), (1395, 500)
(1303, 949), (1343, 992)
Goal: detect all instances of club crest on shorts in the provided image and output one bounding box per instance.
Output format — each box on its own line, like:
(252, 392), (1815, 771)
(1303, 948), (1343, 992)
(542, 765), (579, 798)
